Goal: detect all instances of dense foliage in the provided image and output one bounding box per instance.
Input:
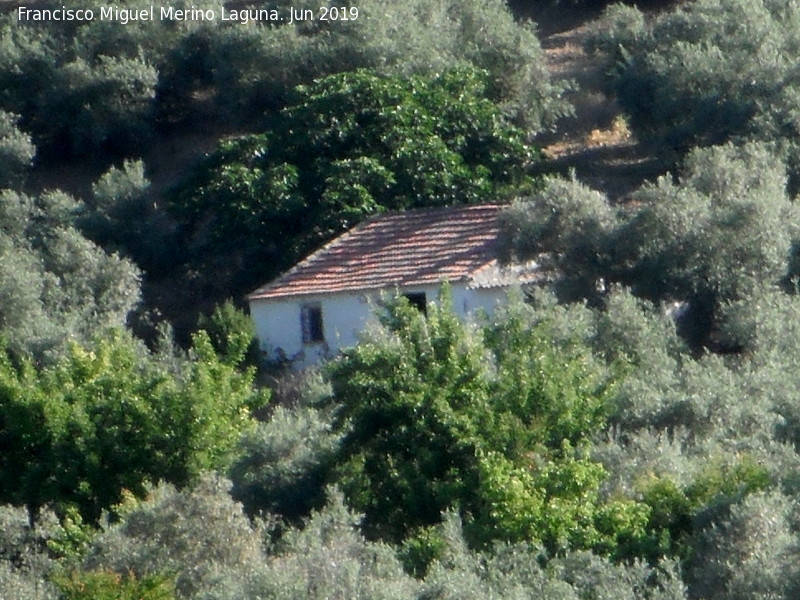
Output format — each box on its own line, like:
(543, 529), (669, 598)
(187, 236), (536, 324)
(8, 275), (800, 597)
(0, 0), (214, 158)
(327, 292), (646, 558)
(500, 142), (800, 344)
(198, 0), (569, 130)
(496, 142), (800, 587)
(1, 478), (688, 600)
(171, 68), (539, 298)
(0, 110), (35, 189)
(0, 0), (564, 160)
(590, 0), (800, 180)
(7, 1), (800, 598)
(0, 329), (267, 523)
(0, 189), (141, 362)
(0, 0), (565, 339)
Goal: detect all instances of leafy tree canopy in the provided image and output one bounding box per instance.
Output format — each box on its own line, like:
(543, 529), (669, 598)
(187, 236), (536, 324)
(70, 479), (686, 600)
(81, 159), (181, 279)
(0, 110), (35, 189)
(0, 329), (268, 523)
(500, 142), (800, 344)
(326, 290), (647, 556)
(0, 19), (159, 158)
(0, 189), (141, 362)
(0, 0), (566, 158)
(208, 0), (569, 129)
(171, 68), (539, 298)
(0, 0), (215, 158)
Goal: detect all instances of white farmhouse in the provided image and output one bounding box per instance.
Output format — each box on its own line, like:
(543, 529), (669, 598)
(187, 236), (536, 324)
(247, 204), (543, 367)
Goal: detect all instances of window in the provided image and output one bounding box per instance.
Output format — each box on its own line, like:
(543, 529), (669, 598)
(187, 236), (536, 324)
(403, 292), (427, 315)
(301, 303), (324, 343)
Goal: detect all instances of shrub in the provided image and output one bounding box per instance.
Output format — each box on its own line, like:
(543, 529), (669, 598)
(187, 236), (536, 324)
(40, 55), (157, 156)
(0, 23), (59, 124)
(0, 110), (35, 189)
(420, 512), (687, 600)
(240, 490), (418, 600)
(229, 405), (341, 521)
(0, 563), (57, 600)
(53, 570), (175, 600)
(497, 175), (618, 300)
(591, 0), (800, 182)
(500, 143), (799, 348)
(0, 505), (58, 600)
(83, 475), (265, 599)
(207, 0), (568, 129)
(0, 189), (141, 361)
(686, 491), (800, 600)
(197, 300), (259, 367)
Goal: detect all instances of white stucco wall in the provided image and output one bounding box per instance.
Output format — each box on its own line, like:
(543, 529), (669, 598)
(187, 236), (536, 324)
(249, 283), (514, 368)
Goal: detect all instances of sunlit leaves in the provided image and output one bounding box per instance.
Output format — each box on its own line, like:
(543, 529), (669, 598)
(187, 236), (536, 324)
(0, 330), (266, 522)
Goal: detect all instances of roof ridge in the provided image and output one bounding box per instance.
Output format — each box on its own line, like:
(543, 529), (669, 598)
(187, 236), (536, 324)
(247, 202), (510, 301)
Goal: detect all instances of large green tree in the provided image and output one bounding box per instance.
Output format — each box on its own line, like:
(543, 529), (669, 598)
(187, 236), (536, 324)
(326, 292), (646, 554)
(171, 68), (538, 298)
(0, 330), (267, 523)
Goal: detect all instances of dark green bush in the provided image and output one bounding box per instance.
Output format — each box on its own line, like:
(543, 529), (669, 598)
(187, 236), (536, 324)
(685, 492), (800, 600)
(40, 56), (157, 157)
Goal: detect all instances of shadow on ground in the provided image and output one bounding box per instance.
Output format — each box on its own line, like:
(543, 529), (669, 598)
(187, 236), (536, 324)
(511, 0), (675, 201)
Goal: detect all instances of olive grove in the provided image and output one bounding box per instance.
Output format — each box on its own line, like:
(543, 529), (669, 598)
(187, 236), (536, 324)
(6, 1), (800, 599)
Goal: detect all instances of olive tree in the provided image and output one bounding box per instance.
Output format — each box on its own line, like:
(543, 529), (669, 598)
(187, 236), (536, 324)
(0, 190), (141, 361)
(500, 142), (799, 346)
(591, 0), (800, 179)
(686, 492), (800, 600)
(208, 0), (568, 129)
(0, 111), (35, 189)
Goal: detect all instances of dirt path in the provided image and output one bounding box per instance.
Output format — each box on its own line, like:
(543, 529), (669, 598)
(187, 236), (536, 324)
(517, 2), (666, 201)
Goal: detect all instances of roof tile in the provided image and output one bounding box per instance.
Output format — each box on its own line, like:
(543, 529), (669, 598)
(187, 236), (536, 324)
(248, 204), (533, 300)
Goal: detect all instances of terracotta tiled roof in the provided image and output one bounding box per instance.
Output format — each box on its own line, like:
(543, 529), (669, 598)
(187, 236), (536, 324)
(248, 204), (540, 301)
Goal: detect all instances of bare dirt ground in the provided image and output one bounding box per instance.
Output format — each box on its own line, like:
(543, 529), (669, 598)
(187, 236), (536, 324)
(516, 1), (668, 201)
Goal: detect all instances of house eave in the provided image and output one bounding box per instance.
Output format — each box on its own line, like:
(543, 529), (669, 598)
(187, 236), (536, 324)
(247, 278), (475, 303)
